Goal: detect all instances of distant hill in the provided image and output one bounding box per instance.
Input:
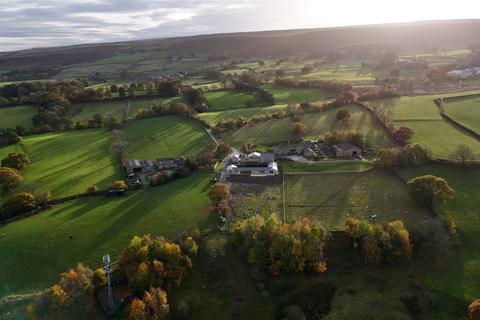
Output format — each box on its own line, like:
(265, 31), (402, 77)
(1, 19), (479, 69)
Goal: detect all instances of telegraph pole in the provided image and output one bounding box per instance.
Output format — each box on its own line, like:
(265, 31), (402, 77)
(102, 255), (114, 310)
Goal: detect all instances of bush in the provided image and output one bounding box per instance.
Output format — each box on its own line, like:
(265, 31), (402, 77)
(150, 172), (170, 186)
(407, 175), (454, 210)
(0, 166), (23, 191)
(1, 152), (30, 171)
(468, 299), (480, 320)
(336, 109), (351, 121)
(86, 185), (99, 194)
(4, 192), (37, 218)
(111, 180), (127, 190)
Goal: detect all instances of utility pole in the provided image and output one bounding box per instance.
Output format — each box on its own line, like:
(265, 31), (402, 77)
(102, 255), (114, 310)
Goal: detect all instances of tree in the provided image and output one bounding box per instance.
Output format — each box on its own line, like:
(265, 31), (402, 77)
(214, 141), (231, 159)
(468, 299), (480, 320)
(450, 144), (478, 164)
(292, 122), (308, 138)
(400, 143), (431, 166)
(119, 87), (126, 99)
(1, 152), (30, 171)
(129, 299), (147, 320)
(336, 109), (351, 121)
(407, 175), (454, 209)
(393, 127), (414, 145)
(376, 148), (400, 168)
(143, 287), (170, 319)
(208, 183), (230, 207)
(86, 185), (99, 194)
(34, 189), (52, 206)
(150, 172), (170, 186)
(4, 192), (37, 217)
(0, 166), (23, 191)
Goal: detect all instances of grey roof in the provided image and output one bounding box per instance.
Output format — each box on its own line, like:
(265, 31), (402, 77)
(332, 143), (361, 152)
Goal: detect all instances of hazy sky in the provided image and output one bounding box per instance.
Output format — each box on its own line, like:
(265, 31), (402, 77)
(1, 0), (479, 51)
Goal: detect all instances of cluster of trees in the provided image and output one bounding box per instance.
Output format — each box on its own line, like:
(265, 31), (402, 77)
(345, 218), (412, 265)
(0, 65), (62, 82)
(27, 263), (104, 319)
(182, 86), (209, 112)
(208, 183), (232, 220)
(449, 144), (479, 164)
(0, 128), (22, 147)
(150, 165), (195, 187)
(407, 175), (454, 210)
(120, 233), (199, 319)
(376, 143), (432, 168)
(324, 130), (365, 147)
(231, 215), (328, 275)
(1, 190), (52, 222)
(232, 73), (275, 106)
(273, 77), (352, 93)
(135, 102), (190, 120)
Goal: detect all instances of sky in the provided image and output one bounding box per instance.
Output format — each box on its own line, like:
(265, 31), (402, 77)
(1, 0), (479, 52)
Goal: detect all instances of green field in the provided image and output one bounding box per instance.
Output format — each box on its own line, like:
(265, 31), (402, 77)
(443, 94), (480, 133)
(123, 116), (212, 159)
(283, 160), (373, 173)
(284, 168), (431, 231)
(205, 90), (263, 111)
(0, 173), (212, 297)
(263, 84), (334, 104)
(0, 129), (120, 199)
(369, 91), (480, 158)
(396, 164), (480, 318)
(0, 105), (37, 130)
(70, 97), (177, 123)
(222, 104), (393, 149)
(197, 104), (288, 125)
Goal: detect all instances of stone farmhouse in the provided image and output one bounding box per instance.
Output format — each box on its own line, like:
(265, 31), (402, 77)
(124, 157), (187, 175)
(332, 143), (362, 158)
(226, 152), (279, 177)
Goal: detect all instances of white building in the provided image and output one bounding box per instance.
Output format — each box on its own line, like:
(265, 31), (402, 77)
(446, 67), (480, 79)
(226, 152), (279, 177)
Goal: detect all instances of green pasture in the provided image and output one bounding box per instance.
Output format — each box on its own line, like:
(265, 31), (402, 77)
(205, 90), (264, 111)
(123, 116), (212, 160)
(443, 94), (480, 133)
(0, 105), (37, 130)
(197, 104), (287, 126)
(0, 129), (120, 199)
(396, 164), (480, 319)
(0, 172), (212, 296)
(263, 84), (335, 104)
(222, 104), (393, 150)
(283, 160), (373, 173)
(284, 168), (431, 231)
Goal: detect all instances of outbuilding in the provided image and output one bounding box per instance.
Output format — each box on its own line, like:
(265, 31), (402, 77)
(332, 143), (361, 158)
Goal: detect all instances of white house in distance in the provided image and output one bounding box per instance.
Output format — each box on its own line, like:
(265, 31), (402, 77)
(226, 152), (279, 177)
(446, 67), (480, 79)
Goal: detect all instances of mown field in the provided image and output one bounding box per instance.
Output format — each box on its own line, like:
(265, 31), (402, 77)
(263, 84), (335, 104)
(70, 97), (179, 123)
(396, 164), (480, 319)
(0, 172), (213, 297)
(284, 168), (431, 231)
(222, 104), (393, 150)
(0, 129), (120, 199)
(369, 90), (480, 158)
(443, 94), (480, 133)
(197, 104), (287, 126)
(205, 90), (263, 111)
(283, 160), (373, 173)
(123, 116), (212, 160)
(0, 105), (37, 130)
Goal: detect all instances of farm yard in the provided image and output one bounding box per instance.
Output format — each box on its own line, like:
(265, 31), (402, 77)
(221, 104), (394, 150)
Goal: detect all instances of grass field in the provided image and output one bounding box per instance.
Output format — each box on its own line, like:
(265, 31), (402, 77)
(284, 168), (431, 231)
(0, 105), (37, 130)
(123, 116), (212, 159)
(0, 172), (213, 297)
(197, 104), (288, 125)
(396, 164), (480, 319)
(263, 84), (335, 104)
(369, 91), (480, 158)
(205, 90), (263, 111)
(283, 160), (373, 173)
(70, 97), (177, 123)
(0, 129), (120, 199)
(443, 94), (480, 133)
(222, 104), (393, 150)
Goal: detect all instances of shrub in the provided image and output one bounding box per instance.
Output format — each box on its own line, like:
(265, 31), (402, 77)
(86, 185), (99, 194)
(150, 172), (170, 186)
(468, 299), (480, 320)
(292, 122), (308, 137)
(336, 108), (351, 121)
(407, 175), (454, 210)
(4, 192), (36, 218)
(1, 152), (30, 171)
(111, 180), (127, 190)
(0, 166), (23, 191)
(208, 183), (230, 208)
